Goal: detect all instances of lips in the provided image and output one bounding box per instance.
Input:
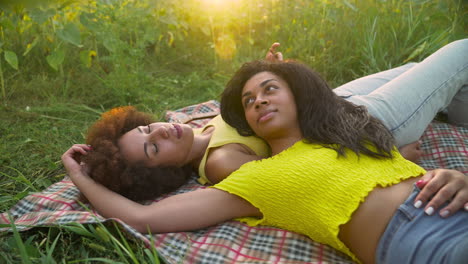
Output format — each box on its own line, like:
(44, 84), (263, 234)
(258, 109), (277, 123)
(172, 124), (182, 139)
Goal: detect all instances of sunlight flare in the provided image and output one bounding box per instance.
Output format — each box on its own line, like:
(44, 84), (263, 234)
(199, 0), (243, 12)
(215, 33), (237, 60)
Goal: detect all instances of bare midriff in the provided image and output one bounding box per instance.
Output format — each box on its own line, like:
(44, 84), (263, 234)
(338, 175), (422, 264)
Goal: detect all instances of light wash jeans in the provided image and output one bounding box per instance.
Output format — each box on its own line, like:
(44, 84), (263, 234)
(334, 39), (468, 147)
(375, 184), (468, 264)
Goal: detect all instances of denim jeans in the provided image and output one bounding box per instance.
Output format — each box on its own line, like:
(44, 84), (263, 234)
(334, 39), (468, 147)
(375, 184), (468, 264)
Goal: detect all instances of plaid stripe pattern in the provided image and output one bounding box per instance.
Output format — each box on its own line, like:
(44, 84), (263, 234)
(165, 100), (220, 128)
(418, 122), (468, 174)
(1, 101), (467, 264)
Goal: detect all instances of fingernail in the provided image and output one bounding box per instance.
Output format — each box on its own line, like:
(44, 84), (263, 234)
(425, 207), (434, 216)
(416, 180), (425, 188)
(414, 200), (422, 208)
(440, 210), (449, 218)
(465, 205), (468, 211)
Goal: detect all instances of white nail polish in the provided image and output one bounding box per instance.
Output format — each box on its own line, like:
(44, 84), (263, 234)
(414, 200), (422, 208)
(440, 210), (449, 218)
(425, 207), (434, 216)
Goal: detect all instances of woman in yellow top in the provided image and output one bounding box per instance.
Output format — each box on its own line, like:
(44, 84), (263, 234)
(217, 59), (468, 263)
(63, 47), (468, 262)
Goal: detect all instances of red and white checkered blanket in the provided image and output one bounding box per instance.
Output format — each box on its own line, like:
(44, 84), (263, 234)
(2, 100), (467, 264)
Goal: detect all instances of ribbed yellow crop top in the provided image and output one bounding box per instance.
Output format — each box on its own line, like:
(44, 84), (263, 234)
(195, 115), (270, 185)
(214, 140), (426, 262)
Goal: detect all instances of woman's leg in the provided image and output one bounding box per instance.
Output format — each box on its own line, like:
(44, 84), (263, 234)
(334, 62), (417, 96)
(398, 141), (423, 163)
(336, 39), (468, 147)
(448, 84), (468, 127)
(335, 63), (421, 161)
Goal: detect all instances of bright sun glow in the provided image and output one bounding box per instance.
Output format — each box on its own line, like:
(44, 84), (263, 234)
(200, 0), (243, 12)
(196, 0), (246, 60)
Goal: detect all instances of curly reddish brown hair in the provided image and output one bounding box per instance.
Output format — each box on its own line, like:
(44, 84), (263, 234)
(82, 106), (192, 201)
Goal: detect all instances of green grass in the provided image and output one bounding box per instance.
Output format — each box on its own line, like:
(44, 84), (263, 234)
(0, 0), (466, 262)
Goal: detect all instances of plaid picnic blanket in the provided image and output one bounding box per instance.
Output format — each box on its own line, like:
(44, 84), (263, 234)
(1, 100), (468, 264)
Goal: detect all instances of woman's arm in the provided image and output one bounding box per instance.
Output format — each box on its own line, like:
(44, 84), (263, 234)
(62, 144), (260, 233)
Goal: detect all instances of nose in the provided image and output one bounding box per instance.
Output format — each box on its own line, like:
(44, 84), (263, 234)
(254, 97), (269, 109)
(150, 126), (169, 139)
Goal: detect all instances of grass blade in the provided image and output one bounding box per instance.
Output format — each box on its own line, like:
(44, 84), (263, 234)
(7, 213), (32, 264)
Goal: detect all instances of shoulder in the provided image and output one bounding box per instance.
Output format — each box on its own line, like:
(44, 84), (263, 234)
(205, 143), (262, 184)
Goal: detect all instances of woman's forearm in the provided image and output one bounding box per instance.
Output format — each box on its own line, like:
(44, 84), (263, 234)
(69, 170), (146, 223)
(62, 145), (145, 223)
(62, 144), (258, 234)
(69, 169), (258, 234)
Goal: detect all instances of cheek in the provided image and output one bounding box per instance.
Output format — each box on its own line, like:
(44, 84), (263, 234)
(244, 110), (256, 127)
(284, 96), (298, 117)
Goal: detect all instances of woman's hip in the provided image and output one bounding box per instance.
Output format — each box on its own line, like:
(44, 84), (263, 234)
(376, 184), (468, 264)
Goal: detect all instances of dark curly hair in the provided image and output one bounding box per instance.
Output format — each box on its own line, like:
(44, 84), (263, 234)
(82, 106), (192, 201)
(221, 60), (395, 159)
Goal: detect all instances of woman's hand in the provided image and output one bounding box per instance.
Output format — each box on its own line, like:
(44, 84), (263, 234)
(265, 42), (283, 61)
(61, 144), (92, 176)
(413, 169), (468, 217)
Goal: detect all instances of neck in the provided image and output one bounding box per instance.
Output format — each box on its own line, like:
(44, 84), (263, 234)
(188, 127), (214, 169)
(267, 135), (302, 156)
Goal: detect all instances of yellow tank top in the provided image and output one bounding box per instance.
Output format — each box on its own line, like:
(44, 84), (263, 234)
(195, 115), (270, 185)
(213, 140), (426, 262)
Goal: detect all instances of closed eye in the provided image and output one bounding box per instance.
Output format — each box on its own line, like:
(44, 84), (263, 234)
(152, 143), (158, 153)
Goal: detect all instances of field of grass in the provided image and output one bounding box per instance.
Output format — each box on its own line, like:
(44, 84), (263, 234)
(0, 0), (466, 262)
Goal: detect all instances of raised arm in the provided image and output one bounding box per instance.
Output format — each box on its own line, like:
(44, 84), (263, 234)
(62, 144), (260, 233)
